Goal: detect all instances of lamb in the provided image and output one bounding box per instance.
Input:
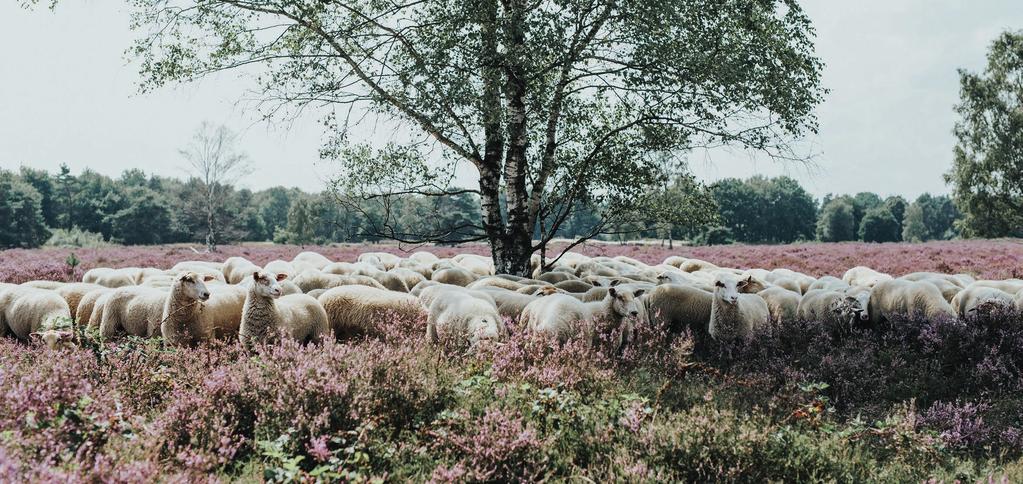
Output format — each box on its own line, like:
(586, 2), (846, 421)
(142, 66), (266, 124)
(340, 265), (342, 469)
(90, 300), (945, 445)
(842, 266), (893, 288)
(160, 272), (214, 346)
(222, 256), (262, 284)
(757, 286), (801, 322)
(426, 290), (504, 346)
(431, 267), (477, 287)
(98, 286), (169, 339)
(521, 283), (646, 351)
(867, 279), (955, 325)
(318, 285), (424, 340)
(239, 271), (330, 351)
(0, 285), (72, 341)
(708, 274), (770, 340)
(950, 286), (1016, 318)
(643, 284), (713, 336)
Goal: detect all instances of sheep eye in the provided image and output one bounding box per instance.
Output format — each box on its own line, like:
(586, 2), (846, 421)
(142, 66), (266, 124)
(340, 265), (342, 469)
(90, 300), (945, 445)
(715, 281), (725, 288)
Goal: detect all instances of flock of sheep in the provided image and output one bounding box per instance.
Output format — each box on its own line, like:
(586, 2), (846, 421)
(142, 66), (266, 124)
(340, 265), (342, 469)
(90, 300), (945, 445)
(2, 249), (1022, 352)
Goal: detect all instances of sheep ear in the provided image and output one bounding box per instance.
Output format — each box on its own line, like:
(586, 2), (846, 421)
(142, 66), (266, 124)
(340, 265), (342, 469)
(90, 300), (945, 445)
(252, 271), (261, 281)
(610, 279), (621, 287)
(608, 287), (618, 297)
(275, 273), (288, 282)
(634, 289), (645, 298)
(592, 280), (602, 287)
(202, 275), (216, 282)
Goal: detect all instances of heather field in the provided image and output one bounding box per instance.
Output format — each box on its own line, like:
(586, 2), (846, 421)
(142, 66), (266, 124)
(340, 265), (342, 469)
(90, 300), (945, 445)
(1, 241), (1023, 481)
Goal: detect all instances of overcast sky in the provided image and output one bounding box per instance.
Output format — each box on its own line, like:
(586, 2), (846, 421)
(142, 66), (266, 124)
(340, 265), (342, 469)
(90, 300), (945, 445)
(1, 1), (1020, 200)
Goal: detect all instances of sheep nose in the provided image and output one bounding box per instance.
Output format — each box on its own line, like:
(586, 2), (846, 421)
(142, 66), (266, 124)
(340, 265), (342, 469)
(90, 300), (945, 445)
(630, 311), (639, 317)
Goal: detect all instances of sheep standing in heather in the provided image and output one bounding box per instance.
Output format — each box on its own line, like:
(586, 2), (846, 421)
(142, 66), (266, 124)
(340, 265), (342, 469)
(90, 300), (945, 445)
(318, 285), (424, 340)
(842, 266), (893, 288)
(160, 272), (211, 345)
(643, 284), (713, 336)
(951, 286), (1016, 318)
(239, 271), (330, 351)
(521, 282), (646, 351)
(98, 286), (168, 339)
(0, 285), (72, 341)
(426, 291), (504, 346)
(222, 256), (262, 284)
(867, 279), (955, 325)
(708, 274), (770, 341)
(757, 286), (801, 322)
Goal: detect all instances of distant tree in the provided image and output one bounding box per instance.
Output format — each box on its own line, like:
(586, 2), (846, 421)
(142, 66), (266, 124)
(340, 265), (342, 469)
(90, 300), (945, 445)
(709, 179), (760, 242)
(55, 164), (75, 230)
(275, 198), (316, 245)
(850, 192), (883, 235)
(105, 186), (174, 245)
(257, 187), (296, 240)
(179, 122), (252, 251)
(816, 198), (856, 242)
(18, 167), (58, 227)
(858, 207), (901, 243)
(883, 196), (908, 237)
(0, 171), (51, 248)
(710, 176), (814, 244)
(946, 31), (1023, 237)
(901, 203), (929, 243)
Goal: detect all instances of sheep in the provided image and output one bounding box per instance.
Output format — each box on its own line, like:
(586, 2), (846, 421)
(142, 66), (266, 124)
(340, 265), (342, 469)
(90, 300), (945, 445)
(767, 269), (816, 293)
(292, 251), (333, 270)
(222, 256), (262, 284)
(768, 277), (803, 295)
(388, 268), (427, 292)
(0, 285), (72, 341)
(83, 267), (139, 288)
(86, 292), (112, 329)
(807, 276), (849, 292)
(239, 271), (330, 350)
(426, 290), (504, 346)
(476, 287), (541, 320)
(416, 284), (496, 310)
(842, 286), (873, 325)
(367, 270), (410, 292)
(967, 279), (1023, 294)
(30, 329), (75, 350)
(322, 262), (359, 275)
(408, 251), (440, 265)
(758, 286), (801, 322)
(796, 289), (854, 330)
(452, 254), (495, 276)
(468, 276), (524, 291)
(708, 274), (770, 341)
(643, 284), (713, 336)
(52, 283), (108, 320)
(950, 286), (1016, 318)
(662, 256), (687, 268)
(160, 272), (215, 346)
(842, 266), (893, 288)
(75, 287), (111, 325)
(318, 285), (424, 340)
(536, 271), (576, 285)
(553, 280), (593, 294)
(171, 260), (223, 272)
(679, 258), (719, 273)
(913, 278), (962, 303)
(574, 261), (620, 278)
(868, 279), (955, 325)
(98, 286), (169, 339)
(899, 272), (967, 288)
(522, 283), (646, 350)
(21, 280), (66, 290)
(358, 252), (402, 270)
(263, 260), (297, 279)
(431, 267), (477, 287)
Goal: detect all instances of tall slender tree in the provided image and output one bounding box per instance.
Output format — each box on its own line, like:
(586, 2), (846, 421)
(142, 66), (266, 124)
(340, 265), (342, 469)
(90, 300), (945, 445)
(179, 122), (252, 252)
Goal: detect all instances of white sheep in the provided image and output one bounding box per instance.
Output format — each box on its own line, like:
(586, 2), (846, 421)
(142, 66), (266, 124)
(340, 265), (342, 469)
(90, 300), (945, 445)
(708, 274), (770, 340)
(757, 286), (801, 322)
(796, 289), (852, 329)
(431, 267), (478, 287)
(476, 287), (541, 320)
(521, 283), (645, 350)
(806, 276), (849, 292)
(867, 279), (955, 325)
(426, 290), (504, 346)
(98, 286), (168, 339)
(239, 271), (330, 350)
(950, 286), (1016, 318)
(317, 285), (424, 340)
(358, 252), (402, 270)
(842, 266), (893, 288)
(0, 285), (72, 341)
(292, 251), (333, 270)
(83, 267), (140, 288)
(263, 260), (297, 279)
(643, 284), (713, 335)
(222, 256), (262, 284)
(161, 272), (247, 345)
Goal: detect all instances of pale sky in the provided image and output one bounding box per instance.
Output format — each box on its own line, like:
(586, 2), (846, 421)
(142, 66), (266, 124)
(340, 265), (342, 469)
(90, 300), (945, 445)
(1, 1), (1019, 200)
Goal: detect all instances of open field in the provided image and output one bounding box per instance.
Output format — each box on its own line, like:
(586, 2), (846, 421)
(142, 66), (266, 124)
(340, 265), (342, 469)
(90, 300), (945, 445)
(1, 241), (1023, 481)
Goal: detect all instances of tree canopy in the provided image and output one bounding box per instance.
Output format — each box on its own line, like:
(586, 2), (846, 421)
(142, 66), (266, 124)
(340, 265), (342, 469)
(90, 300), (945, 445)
(126, 0), (825, 274)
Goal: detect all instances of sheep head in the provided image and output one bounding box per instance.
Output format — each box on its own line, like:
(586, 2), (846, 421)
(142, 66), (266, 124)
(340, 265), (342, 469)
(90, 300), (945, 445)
(30, 329), (74, 350)
(176, 271), (213, 302)
(607, 286), (646, 319)
(252, 271), (288, 299)
(713, 274), (744, 305)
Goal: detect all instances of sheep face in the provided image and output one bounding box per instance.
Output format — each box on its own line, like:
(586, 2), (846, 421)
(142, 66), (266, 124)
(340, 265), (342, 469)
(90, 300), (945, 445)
(607, 286), (646, 319)
(713, 274), (751, 305)
(177, 272), (213, 302)
(468, 315), (504, 344)
(252, 271), (288, 299)
(656, 271), (684, 285)
(842, 290), (871, 321)
(31, 330), (74, 350)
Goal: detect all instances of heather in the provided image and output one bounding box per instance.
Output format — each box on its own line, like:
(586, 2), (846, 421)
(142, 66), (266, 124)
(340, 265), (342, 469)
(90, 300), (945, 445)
(0, 309), (1021, 481)
(3, 239), (1023, 285)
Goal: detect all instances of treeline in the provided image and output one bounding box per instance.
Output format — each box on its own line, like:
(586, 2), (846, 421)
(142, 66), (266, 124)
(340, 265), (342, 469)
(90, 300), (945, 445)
(0, 166), (961, 249)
